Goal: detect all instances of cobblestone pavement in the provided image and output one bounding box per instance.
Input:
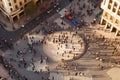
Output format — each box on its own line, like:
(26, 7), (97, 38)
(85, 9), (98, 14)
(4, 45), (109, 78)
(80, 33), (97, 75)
(0, 64), (12, 80)
(43, 31), (85, 62)
(0, 0), (56, 31)
(0, 0), (120, 80)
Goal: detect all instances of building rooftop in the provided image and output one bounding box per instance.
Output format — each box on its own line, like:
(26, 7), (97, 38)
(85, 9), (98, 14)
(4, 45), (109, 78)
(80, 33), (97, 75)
(116, 0), (120, 2)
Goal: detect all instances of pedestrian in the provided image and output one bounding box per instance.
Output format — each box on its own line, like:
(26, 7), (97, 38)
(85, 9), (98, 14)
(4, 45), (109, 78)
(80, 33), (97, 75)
(18, 63), (21, 68)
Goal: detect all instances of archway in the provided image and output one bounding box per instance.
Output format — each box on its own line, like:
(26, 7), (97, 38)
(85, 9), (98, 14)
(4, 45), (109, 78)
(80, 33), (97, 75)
(111, 27), (117, 32)
(106, 23), (111, 29)
(101, 19), (106, 25)
(19, 11), (24, 17)
(13, 16), (18, 22)
(116, 31), (120, 36)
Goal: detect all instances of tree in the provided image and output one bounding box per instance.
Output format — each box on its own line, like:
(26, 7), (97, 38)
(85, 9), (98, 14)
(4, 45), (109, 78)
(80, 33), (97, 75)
(25, 0), (37, 16)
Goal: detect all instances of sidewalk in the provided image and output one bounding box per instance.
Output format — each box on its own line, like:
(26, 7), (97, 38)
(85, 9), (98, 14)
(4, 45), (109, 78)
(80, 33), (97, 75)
(48, 53), (112, 80)
(49, 72), (92, 80)
(43, 31), (85, 62)
(0, 13), (13, 31)
(93, 24), (120, 39)
(54, 18), (70, 29)
(0, 1), (53, 31)
(0, 64), (12, 80)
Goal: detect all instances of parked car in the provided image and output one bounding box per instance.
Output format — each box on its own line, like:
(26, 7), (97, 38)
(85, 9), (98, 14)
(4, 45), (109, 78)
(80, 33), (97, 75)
(65, 12), (79, 26)
(71, 19), (77, 25)
(65, 13), (73, 20)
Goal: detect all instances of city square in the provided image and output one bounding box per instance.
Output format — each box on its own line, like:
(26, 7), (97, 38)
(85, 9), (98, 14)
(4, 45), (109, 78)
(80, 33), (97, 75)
(0, 0), (120, 80)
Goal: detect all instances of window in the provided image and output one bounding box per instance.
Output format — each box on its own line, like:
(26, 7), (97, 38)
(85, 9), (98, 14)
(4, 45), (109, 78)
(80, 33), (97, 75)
(112, 2), (118, 12)
(104, 12), (107, 16)
(19, 2), (22, 6)
(108, 5), (111, 9)
(115, 19), (119, 24)
(109, 0), (112, 3)
(24, 0), (27, 2)
(108, 0), (113, 9)
(114, 2), (117, 7)
(110, 16), (113, 20)
(117, 6), (120, 16)
(104, 12), (108, 19)
(9, 3), (11, 6)
(20, 7), (23, 10)
(10, 8), (12, 11)
(14, 0), (16, 3)
(15, 5), (18, 9)
(112, 8), (116, 12)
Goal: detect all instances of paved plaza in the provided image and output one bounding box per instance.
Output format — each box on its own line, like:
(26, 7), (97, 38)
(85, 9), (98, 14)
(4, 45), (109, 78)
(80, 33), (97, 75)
(43, 31), (85, 61)
(0, 64), (12, 80)
(49, 72), (92, 80)
(0, 0), (120, 80)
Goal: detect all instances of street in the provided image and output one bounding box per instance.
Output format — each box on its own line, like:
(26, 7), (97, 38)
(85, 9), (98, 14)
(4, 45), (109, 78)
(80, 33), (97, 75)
(0, 0), (71, 49)
(0, 0), (120, 80)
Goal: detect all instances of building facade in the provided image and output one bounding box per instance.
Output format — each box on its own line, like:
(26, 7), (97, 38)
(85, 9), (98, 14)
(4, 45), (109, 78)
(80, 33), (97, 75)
(101, 0), (120, 36)
(0, 0), (50, 23)
(0, 0), (32, 23)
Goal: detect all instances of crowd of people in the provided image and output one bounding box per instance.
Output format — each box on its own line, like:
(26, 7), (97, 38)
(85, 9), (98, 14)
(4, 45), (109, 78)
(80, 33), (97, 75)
(0, 0), (119, 80)
(44, 31), (85, 61)
(67, 0), (99, 28)
(82, 27), (120, 69)
(0, 76), (7, 80)
(1, 59), (28, 80)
